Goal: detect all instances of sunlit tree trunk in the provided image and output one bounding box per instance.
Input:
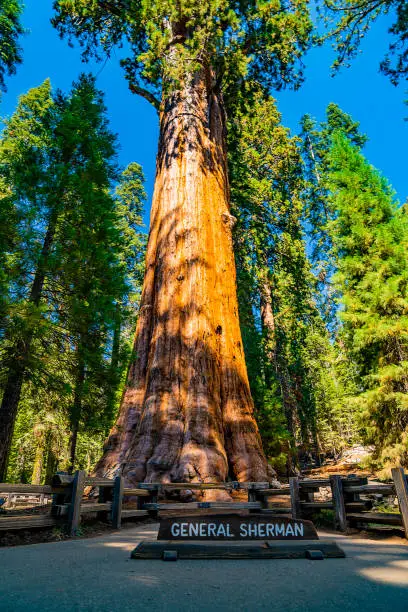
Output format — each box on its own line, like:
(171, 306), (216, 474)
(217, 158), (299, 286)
(96, 66), (273, 487)
(31, 424), (46, 485)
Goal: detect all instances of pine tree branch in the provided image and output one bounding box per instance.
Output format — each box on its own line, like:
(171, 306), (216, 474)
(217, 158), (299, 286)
(97, 1), (130, 17)
(128, 84), (160, 112)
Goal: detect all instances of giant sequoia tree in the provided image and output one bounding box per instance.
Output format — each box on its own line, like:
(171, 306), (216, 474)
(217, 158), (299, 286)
(53, 1), (313, 486)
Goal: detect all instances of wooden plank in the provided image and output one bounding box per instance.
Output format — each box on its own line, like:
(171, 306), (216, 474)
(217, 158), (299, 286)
(299, 479), (330, 489)
(258, 488), (291, 496)
(248, 488), (264, 512)
(121, 509), (149, 518)
(131, 541), (345, 560)
(136, 482), (269, 491)
(299, 477), (367, 491)
(343, 484), (395, 495)
(392, 468), (408, 538)
(143, 502), (262, 511)
(0, 484), (52, 494)
(84, 477), (114, 487)
(123, 488), (150, 497)
(68, 470), (86, 536)
(345, 501), (373, 512)
(330, 475), (347, 532)
(300, 502), (333, 510)
(80, 502), (112, 514)
(51, 473), (74, 486)
(347, 512), (403, 526)
(112, 476), (124, 529)
(289, 477), (301, 519)
(0, 515), (62, 531)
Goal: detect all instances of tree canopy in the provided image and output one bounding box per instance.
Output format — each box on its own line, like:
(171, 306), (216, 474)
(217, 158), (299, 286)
(53, 0), (314, 107)
(0, 75), (146, 480)
(327, 134), (408, 474)
(321, 0), (408, 84)
(0, 0), (24, 91)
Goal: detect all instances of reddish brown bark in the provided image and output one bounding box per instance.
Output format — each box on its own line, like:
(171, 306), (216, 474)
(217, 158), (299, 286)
(96, 66), (274, 487)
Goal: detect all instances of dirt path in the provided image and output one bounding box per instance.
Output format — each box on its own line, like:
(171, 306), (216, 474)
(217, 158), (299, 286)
(1, 523), (408, 611)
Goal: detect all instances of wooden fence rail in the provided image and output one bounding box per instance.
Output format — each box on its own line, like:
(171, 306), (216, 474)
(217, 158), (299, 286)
(280, 469), (408, 538)
(1, 470), (408, 538)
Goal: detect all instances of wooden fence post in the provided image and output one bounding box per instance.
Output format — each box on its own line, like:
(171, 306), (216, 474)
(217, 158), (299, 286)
(391, 468), (408, 539)
(247, 488), (256, 513)
(290, 477), (301, 519)
(148, 487), (159, 519)
(330, 475), (347, 532)
(112, 476), (124, 530)
(68, 470), (86, 536)
(51, 471), (72, 517)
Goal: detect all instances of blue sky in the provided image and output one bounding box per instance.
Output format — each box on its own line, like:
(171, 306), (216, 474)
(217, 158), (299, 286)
(2, 1), (407, 226)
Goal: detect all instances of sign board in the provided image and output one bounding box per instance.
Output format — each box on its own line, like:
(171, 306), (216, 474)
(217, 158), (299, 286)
(158, 514), (318, 541)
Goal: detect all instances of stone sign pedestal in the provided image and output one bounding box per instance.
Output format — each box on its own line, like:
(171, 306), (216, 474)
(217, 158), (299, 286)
(131, 514), (345, 560)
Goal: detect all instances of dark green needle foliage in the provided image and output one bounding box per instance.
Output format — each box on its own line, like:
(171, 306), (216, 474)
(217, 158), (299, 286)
(52, 0), (314, 106)
(327, 134), (408, 474)
(320, 0), (408, 85)
(0, 76), (145, 481)
(229, 90), (353, 473)
(300, 103), (367, 328)
(0, 0), (24, 91)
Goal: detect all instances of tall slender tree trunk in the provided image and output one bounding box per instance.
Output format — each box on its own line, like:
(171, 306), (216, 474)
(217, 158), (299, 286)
(31, 424), (46, 485)
(68, 352), (85, 474)
(106, 302), (121, 418)
(96, 67), (273, 487)
(0, 211), (58, 481)
(259, 276), (299, 475)
(45, 439), (58, 485)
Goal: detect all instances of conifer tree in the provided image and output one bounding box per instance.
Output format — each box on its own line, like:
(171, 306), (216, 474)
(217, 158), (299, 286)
(327, 134), (408, 471)
(0, 0), (24, 91)
(300, 103), (367, 328)
(0, 76), (145, 479)
(229, 91), (345, 472)
(320, 0), (408, 84)
(53, 0), (314, 485)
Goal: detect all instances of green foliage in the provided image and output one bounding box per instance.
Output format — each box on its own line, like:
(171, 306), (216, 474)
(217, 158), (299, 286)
(300, 103), (367, 327)
(229, 90), (351, 472)
(327, 134), (408, 472)
(319, 0), (408, 84)
(52, 0), (314, 105)
(0, 76), (146, 481)
(0, 0), (24, 91)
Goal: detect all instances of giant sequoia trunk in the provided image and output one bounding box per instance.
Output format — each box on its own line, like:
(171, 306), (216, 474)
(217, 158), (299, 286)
(96, 67), (273, 487)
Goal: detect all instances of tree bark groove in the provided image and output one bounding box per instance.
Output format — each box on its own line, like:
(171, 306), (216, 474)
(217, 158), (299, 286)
(96, 67), (273, 488)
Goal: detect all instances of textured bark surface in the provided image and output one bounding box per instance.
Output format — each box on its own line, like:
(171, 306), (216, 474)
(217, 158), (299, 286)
(96, 67), (274, 488)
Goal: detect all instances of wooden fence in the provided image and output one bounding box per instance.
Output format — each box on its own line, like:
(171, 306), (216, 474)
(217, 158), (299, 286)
(1, 468), (407, 538)
(285, 469), (408, 538)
